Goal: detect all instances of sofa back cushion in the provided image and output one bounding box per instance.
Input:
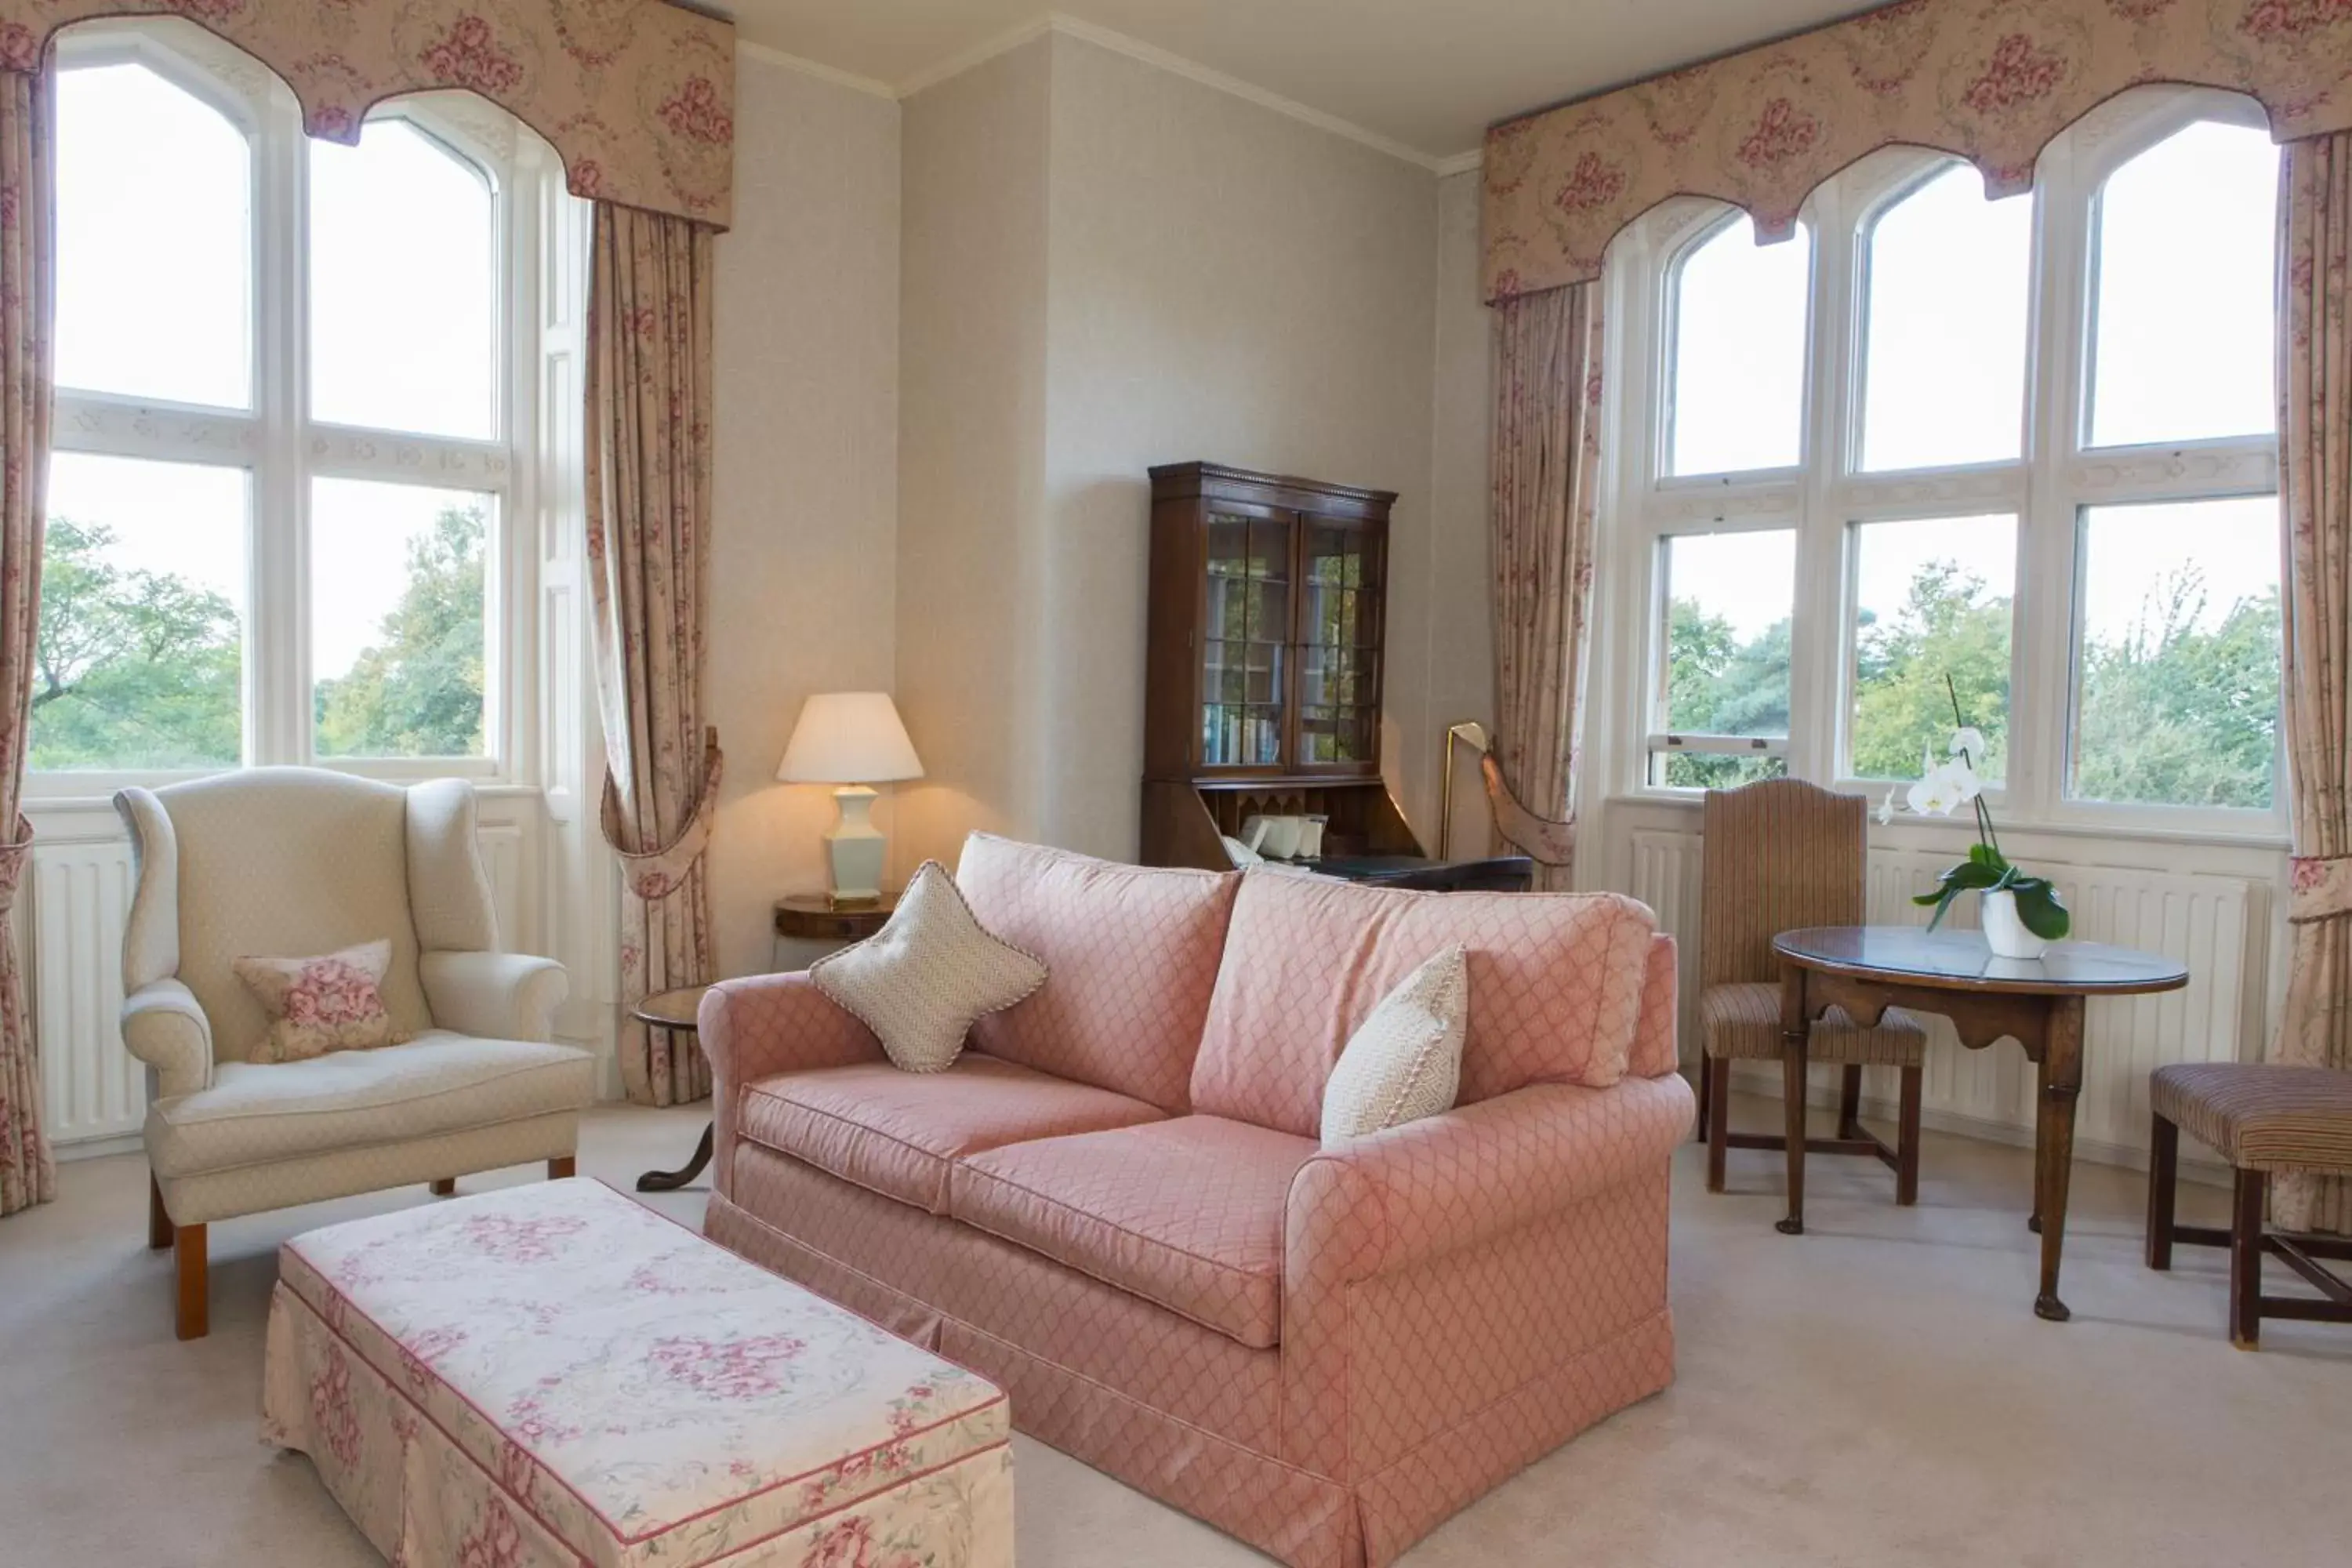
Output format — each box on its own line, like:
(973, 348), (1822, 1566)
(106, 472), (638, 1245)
(1189, 869), (1657, 1138)
(956, 834), (1241, 1112)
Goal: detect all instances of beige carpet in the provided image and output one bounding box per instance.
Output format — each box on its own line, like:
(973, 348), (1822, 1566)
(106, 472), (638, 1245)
(4, 1098), (2347, 1566)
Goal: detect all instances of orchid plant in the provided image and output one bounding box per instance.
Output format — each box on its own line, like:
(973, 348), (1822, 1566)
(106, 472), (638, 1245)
(1877, 678), (2071, 942)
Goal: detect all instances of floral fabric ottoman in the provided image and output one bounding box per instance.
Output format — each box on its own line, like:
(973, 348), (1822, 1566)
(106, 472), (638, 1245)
(262, 1178), (1013, 1568)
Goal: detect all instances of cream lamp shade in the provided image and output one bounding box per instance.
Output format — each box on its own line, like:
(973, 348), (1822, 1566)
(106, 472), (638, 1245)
(778, 693), (923, 906)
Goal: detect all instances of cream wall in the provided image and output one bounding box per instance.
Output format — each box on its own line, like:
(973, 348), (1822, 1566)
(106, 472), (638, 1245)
(895, 32), (1469, 867)
(1038, 31), (1444, 858)
(1423, 168), (1500, 857)
(707, 53), (902, 978)
(892, 41), (1056, 872)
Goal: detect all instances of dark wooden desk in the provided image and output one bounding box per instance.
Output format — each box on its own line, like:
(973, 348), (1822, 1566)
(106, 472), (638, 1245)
(1772, 926), (2189, 1322)
(1307, 854), (1534, 891)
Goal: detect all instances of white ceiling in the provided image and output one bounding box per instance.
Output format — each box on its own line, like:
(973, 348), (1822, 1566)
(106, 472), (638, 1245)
(716, 2), (1877, 163)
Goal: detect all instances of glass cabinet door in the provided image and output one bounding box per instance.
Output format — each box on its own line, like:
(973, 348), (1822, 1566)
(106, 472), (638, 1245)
(1200, 510), (1291, 768)
(1295, 518), (1382, 766)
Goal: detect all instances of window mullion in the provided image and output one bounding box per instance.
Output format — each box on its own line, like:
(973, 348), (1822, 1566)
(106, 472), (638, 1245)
(2015, 129), (2089, 826)
(250, 90), (307, 768)
(1791, 183), (1849, 786)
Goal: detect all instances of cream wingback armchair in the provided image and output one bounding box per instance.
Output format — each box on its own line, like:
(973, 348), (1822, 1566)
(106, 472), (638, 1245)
(114, 768), (593, 1338)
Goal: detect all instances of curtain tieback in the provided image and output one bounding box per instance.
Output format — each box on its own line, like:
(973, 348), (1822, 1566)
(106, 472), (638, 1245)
(1480, 754), (1576, 866)
(0, 815), (31, 916)
(2289, 855), (2352, 924)
(601, 731), (725, 902)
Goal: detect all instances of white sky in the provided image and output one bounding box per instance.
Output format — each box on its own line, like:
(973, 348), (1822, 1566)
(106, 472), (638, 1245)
(1863, 167), (2031, 471)
(1671, 216), (1809, 476)
(1666, 529), (1795, 640)
(2080, 496), (2279, 641)
(49, 64), (499, 687)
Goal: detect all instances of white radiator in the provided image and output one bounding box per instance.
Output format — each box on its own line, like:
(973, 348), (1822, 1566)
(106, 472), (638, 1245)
(1624, 829), (2263, 1164)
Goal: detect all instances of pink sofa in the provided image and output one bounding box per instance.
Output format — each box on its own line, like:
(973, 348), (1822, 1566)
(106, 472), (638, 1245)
(700, 835), (1693, 1568)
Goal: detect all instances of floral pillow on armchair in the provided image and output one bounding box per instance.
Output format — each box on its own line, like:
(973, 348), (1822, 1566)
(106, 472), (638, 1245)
(233, 938), (409, 1063)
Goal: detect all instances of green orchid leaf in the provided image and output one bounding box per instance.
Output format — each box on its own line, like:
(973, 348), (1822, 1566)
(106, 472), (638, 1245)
(1967, 842), (2008, 873)
(2010, 879), (2071, 941)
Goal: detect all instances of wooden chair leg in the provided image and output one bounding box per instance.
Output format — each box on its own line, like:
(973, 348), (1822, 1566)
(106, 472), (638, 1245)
(1895, 1064), (1923, 1207)
(2230, 1166), (2265, 1349)
(148, 1173), (172, 1250)
(1693, 1054), (1711, 1144)
(1837, 1065), (1864, 1141)
(1778, 1033), (1809, 1236)
(1706, 1054), (1731, 1193)
(175, 1223), (209, 1341)
(548, 1156), (575, 1180)
(429, 1178), (457, 1196)
(2145, 1112), (2179, 1271)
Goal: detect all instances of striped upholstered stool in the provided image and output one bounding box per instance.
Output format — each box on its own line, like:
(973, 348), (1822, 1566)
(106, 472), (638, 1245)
(2146, 1062), (2352, 1347)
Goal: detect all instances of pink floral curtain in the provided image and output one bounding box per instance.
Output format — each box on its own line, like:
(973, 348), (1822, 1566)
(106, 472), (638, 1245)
(586, 202), (719, 1108)
(0, 65), (53, 1217)
(1489, 281), (1604, 893)
(2275, 130), (2352, 1235)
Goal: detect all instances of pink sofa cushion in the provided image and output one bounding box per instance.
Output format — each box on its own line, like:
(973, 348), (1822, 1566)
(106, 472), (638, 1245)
(951, 1115), (1316, 1349)
(1191, 870), (1658, 1139)
(738, 1056), (1164, 1214)
(956, 833), (1240, 1112)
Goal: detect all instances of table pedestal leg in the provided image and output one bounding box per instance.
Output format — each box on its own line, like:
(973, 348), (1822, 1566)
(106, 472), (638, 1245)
(2033, 997), (2085, 1323)
(1777, 965), (1809, 1236)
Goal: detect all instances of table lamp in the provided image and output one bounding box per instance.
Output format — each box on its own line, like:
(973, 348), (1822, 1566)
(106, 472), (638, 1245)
(776, 692), (924, 907)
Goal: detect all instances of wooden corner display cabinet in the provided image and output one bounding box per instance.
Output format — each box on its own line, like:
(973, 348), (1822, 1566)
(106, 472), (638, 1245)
(1142, 462), (1425, 871)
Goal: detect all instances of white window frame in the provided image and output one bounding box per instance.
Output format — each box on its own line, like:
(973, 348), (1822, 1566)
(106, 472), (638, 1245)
(1597, 83), (2286, 842)
(35, 18), (559, 797)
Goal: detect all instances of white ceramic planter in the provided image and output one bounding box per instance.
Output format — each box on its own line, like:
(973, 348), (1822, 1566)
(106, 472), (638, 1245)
(1982, 888), (2052, 960)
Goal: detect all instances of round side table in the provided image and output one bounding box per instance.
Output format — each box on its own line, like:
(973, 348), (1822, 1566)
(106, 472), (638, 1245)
(633, 893), (898, 1195)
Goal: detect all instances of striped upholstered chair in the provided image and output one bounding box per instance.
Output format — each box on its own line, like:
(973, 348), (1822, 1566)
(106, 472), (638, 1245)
(2147, 1062), (2352, 1347)
(1698, 779), (1929, 1204)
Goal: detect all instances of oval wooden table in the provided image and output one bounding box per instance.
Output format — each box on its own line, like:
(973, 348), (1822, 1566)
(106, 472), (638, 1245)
(631, 983), (717, 1192)
(1771, 926), (2189, 1323)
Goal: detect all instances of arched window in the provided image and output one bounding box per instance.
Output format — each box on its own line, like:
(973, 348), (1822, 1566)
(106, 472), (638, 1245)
(33, 20), (572, 780)
(1612, 89), (2283, 827)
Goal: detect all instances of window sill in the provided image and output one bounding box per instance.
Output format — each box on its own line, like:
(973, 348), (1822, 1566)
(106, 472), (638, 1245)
(1602, 790), (2292, 855)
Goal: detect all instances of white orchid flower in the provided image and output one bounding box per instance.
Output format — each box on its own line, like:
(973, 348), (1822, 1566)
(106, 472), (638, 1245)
(1948, 727), (1987, 764)
(1877, 785), (1899, 826)
(1907, 768), (1958, 818)
(1945, 757), (1984, 804)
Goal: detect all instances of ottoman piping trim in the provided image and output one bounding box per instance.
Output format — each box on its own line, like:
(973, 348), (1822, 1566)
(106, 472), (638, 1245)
(284, 1201), (1011, 1552)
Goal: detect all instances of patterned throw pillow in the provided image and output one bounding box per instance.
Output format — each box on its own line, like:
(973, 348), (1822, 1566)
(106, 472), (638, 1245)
(233, 938), (407, 1064)
(811, 861), (1048, 1073)
(1319, 946), (1469, 1147)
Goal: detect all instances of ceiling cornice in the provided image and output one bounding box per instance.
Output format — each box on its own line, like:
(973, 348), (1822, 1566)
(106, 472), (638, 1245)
(740, 12), (1486, 176)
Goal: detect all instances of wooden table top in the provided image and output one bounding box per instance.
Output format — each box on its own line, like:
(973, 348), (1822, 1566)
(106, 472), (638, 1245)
(631, 983), (715, 1030)
(1773, 925), (2190, 997)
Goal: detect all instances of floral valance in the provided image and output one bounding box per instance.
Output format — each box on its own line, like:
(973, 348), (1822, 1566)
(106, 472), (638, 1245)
(0, 0), (735, 228)
(1483, 0), (2352, 302)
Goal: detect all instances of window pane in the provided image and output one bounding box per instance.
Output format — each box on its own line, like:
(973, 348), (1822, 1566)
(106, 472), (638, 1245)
(1669, 216), (1810, 475)
(313, 480), (491, 758)
(56, 64), (251, 408)
(32, 454), (245, 770)
(2088, 122), (2278, 448)
(1655, 530), (1794, 788)
(2072, 497), (2280, 808)
(1862, 168), (2031, 470)
(1849, 514), (2016, 782)
(311, 119), (496, 438)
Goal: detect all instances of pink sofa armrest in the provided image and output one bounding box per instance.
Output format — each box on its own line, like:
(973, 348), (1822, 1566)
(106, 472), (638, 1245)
(700, 971), (883, 1200)
(1627, 931), (1681, 1079)
(1285, 1074), (1694, 1285)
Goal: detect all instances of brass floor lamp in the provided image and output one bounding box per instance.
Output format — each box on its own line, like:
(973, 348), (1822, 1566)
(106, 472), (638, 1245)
(1437, 720), (1490, 860)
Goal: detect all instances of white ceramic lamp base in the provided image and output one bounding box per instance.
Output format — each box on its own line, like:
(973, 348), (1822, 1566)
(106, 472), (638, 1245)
(823, 784), (887, 906)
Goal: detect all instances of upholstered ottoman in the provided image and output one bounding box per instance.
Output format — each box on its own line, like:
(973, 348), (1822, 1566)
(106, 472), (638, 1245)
(263, 1179), (1013, 1567)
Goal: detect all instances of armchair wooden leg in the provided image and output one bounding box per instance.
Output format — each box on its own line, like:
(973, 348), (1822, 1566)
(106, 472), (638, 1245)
(1693, 1054), (1711, 1144)
(429, 1178), (456, 1196)
(1895, 1064), (1923, 1207)
(2230, 1167), (2265, 1349)
(2145, 1112), (2179, 1271)
(548, 1156), (575, 1180)
(1705, 1055), (1731, 1193)
(148, 1173), (172, 1250)
(1778, 1033), (1809, 1236)
(175, 1223), (209, 1341)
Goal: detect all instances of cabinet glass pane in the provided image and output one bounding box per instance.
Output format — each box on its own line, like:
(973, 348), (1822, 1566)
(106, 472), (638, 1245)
(1297, 521), (1378, 764)
(1202, 512), (1290, 766)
